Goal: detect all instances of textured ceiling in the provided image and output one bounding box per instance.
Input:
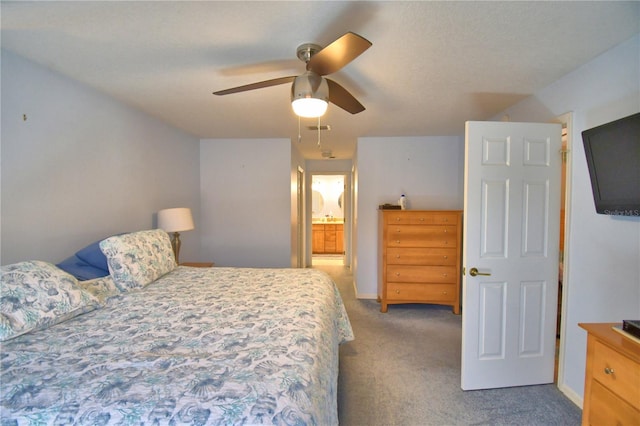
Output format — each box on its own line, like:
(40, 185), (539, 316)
(2, 1), (638, 159)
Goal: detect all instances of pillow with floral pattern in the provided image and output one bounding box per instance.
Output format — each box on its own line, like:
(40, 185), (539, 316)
(99, 229), (176, 292)
(0, 261), (101, 342)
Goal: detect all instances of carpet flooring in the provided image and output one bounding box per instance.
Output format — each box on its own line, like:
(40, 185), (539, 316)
(314, 263), (582, 426)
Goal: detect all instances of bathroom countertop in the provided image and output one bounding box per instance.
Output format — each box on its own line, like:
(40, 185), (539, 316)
(312, 220), (344, 224)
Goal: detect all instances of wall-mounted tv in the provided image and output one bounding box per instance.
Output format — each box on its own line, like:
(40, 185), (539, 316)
(582, 112), (640, 216)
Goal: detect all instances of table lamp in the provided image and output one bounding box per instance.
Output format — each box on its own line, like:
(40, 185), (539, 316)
(157, 207), (194, 264)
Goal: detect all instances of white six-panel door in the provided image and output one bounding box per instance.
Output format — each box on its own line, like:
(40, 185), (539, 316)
(462, 121), (562, 390)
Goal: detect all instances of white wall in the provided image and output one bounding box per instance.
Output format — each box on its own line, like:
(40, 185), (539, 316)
(1, 50), (201, 265)
(199, 138), (293, 267)
(493, 34), (640, 404)
(354, 136), (465, 298)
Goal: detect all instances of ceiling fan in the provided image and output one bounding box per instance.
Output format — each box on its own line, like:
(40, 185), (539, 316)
(213, 32), (372, 117)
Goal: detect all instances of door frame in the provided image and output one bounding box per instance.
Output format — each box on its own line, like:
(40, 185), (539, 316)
(307, 172), (351, 267)
(297, 166), (305, 268)
(555, 111), (573, 395)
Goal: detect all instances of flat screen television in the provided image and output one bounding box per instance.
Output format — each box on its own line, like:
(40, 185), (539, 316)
(581, 112), (640, 216)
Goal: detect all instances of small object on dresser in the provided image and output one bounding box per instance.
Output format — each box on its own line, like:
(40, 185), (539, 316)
(399, 194), (407, 210)
(379, 203), (401, 210)
(622, 320), (640, 339)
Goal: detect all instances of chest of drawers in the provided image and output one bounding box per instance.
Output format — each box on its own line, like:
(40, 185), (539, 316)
(580, 323), (640, 425)
(378, 210), (462, 314)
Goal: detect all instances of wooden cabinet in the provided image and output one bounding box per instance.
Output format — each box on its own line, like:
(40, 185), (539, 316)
(312, 223), (344, 254)
(312, 224), (325, 253)
(580, 323), (640, 425)
(378, 210), (462, 314)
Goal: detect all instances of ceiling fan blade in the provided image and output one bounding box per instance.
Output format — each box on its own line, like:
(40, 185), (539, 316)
(326, 79), (365, 114)
(213, 76), (296, 95)
(307, 32), (372, 76)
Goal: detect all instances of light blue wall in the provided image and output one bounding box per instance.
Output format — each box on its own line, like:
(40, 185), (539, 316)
(199, 138), (293, 267)
(492, 34), (640, 404)
(1, 50), (201, 264)
(354, 136), (465, 298)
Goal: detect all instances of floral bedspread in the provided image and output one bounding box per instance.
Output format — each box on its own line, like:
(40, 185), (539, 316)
(0, 267), (353, 425)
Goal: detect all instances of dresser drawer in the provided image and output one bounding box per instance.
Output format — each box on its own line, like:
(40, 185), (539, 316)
(387, 265), (457, 283)
(385, 211), (459, 225)
(386, 248), (458, 266)
(387, 283), (456, 302)
(592, 340), (640, 406)
(589, 380), (640, 426)
(387, 225), (458, 248)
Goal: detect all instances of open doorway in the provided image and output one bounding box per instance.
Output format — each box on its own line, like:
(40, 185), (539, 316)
(555, 112), (572, 385)
(311, 174), (346, 266)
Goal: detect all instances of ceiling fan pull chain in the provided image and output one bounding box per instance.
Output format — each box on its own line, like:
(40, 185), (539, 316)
(317, 116), (321, 148)
(298, 115), (302, 143)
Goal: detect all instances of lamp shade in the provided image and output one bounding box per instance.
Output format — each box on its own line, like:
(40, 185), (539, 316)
(291, 72), (329, 118)
(157, 208), (194, 233)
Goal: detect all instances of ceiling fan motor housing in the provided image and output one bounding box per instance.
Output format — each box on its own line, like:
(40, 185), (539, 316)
(291, 71), (328, 101)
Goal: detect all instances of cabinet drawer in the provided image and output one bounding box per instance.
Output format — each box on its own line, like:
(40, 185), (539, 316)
(593, 340), (640, 406)
(387, 283), (456, 302)
(386, 248), (457, 266)
(386, 212), (459, 225)
(589, 380), (640, 425)
(387, 265), (457, 283)
(387, 225), (458, 248)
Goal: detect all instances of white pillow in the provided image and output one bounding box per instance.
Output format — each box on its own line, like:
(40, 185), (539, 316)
(0, 261), (100, 341)
(99, 229), (176, 292)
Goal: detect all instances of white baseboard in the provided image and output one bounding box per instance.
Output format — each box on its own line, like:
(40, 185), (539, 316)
(558, 382), (583, 409)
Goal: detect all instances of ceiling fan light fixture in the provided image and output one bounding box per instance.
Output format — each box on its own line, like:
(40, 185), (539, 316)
(291, 72), (329, 118)
(292, 98), (328, 118)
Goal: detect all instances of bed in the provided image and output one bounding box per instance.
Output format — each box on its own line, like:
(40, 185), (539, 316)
(0, 229), (353, 425)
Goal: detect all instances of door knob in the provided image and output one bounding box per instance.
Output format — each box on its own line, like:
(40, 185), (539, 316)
(469, 267), (491, 277)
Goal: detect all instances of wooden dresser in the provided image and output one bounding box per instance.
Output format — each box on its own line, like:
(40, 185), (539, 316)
(579, 323), (640, 425)
(378, 210), (462, 314)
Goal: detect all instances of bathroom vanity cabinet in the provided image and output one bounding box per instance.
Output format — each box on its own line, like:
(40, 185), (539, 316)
(312, 223), (344, 254)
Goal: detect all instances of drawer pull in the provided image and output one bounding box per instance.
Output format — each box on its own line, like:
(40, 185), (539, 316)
(443, 256), (448, 259)
(444, 229), (448, 233)
(420, 218), (425, 221)
(604, 367), (615, 375)
(395, 255), (401, 259)
(395, 273), (401, 276)
(396, 240), (401, 244)
(443, 273), (448, 277)
(395, 290), (400, 294)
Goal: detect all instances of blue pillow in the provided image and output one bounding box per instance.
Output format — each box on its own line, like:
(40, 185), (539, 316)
(75, 239), (109, 271)
(57, 255), (109, 281)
